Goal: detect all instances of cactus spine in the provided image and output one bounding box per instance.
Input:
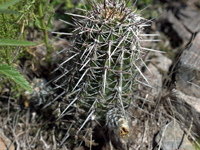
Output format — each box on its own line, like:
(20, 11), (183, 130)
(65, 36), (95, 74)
(53, 0), (156, 145)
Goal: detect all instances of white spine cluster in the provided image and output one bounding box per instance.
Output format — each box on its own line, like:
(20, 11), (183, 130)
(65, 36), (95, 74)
(106, 107), (129, 140)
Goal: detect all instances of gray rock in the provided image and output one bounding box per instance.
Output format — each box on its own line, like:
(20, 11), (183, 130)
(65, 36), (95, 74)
(172, 89), (200, 113)
(170, 89), (200, 136)
(155, 121), (196, 150)
(145, 63), (162, 97)
(176, 32), (200, 98)
(167, 10), (192, 46)
(164, 4), (200, 47)
(144, 52), (172, 97)
(176, 5), (200, 33)
(153, 52), (172, 72)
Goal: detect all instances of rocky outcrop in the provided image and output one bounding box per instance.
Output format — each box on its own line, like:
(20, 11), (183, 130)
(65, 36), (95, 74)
(156, 1), (200, 149)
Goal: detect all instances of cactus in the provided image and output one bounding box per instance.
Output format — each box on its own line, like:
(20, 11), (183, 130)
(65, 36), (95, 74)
(22, 78), (52, 108)
(52, 0), (158, 147)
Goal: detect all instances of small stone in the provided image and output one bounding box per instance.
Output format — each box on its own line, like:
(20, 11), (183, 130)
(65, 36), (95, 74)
(152, 52), (172, 72)
(155, 121), (196, 150)
(172, 89), (200, 113)
(0, 132), (15, 150)
(144, 52), (172, 97)
(146, 63), (162, 97)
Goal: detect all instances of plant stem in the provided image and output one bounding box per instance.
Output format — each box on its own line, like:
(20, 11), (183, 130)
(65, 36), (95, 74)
(36, 0), (51, 69)
(2, 13), (10, 65)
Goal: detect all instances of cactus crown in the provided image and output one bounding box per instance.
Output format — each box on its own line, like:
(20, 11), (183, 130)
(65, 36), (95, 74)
(88, 0), (136, 21)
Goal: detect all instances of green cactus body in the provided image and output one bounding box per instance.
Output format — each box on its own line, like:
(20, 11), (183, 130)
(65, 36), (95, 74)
(53, 0), (156, 145)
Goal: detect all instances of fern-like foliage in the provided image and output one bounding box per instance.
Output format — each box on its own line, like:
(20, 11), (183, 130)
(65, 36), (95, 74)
(0, 64), (32, 92)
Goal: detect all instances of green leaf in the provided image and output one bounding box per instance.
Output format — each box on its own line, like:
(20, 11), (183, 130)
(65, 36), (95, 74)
(0, 64), (32, 92)
(0, 0), (21, 9)
(0, 9), (20, 14)
(0, 39), (37, 46)
(35, 17), (42, 29)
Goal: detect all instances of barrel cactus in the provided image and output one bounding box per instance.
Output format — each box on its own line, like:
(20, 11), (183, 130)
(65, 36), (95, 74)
(52, 0), (157, 147)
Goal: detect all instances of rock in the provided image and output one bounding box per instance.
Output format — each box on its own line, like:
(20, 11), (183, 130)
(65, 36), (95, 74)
(0, 131), (15, 150)
(155, 121), (196, 150)
(149, 52), (172, 72)
(144, 52), (172, 97)
(176, 5), (200, 33)
(145, 63), (162, 97)
(172, 89), (200, 113)
(167, 10), (192, 46)
(175, 32), (200, 98)
(169, 89), (200, 136)
(162, 3), (200, 47)
(161, 3), (200, 140)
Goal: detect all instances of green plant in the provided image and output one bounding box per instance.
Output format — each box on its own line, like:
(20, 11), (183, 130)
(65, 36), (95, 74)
(52, 0), (158, 147)
(0, 0), (36, 92)
(35, 0), (54, 65)
(1, 0), (54, 64)
(135, 0), (160, 18)
(17, 0), (54, 70)
(0, 0), (56, 92)
(0, 63), (32, 92)
(0, 0), (22, 65)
